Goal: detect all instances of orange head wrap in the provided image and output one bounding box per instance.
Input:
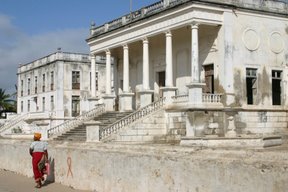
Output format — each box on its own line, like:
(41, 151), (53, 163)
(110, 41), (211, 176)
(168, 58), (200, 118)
(34, 132), (41, 140)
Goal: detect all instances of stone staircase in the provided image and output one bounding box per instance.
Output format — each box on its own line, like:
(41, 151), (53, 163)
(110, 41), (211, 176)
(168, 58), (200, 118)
(54, 111), (132, 141)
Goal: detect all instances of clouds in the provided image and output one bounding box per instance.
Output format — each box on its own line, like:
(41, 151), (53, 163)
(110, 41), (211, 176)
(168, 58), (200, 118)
(0, 14), (89, 94)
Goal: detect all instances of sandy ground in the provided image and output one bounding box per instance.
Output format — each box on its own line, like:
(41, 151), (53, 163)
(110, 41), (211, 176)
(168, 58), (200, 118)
(0, 169), (91, 192)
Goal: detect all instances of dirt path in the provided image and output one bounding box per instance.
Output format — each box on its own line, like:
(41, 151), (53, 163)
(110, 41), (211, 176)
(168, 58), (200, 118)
(0, 169), (91, 192)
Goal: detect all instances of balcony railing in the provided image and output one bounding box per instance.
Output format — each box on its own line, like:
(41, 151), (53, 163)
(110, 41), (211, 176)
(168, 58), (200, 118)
(172, 93), (222, 103)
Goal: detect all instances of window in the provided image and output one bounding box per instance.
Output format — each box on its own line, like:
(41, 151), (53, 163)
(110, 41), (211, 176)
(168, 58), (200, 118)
(21, 101), (23, 112)
(246, 68), (257, 105)
(42, 97), (45, 111)
(71, 96), (80, 117)
(34, 76), (38, 94)
(50, 96), (54, 110)
(34, 97), (38, 111)
(50, 71), (54, 91)
(96, 72), (98, 91)
(272, 70), (282, 105)
(27, 78), (31, 95)
(21, 80), (23, 96)
(42, 74), (46, 92)
(27, 100), (30, 112)
(204, 64), (214, 94)
(72, 71), (80, 89)
(157, 71), (165, 98)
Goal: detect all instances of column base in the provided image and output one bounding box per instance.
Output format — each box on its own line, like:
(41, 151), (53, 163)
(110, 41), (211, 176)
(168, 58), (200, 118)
(102, 95), (116, 111)
(119, 92), (134, 112)
(187, 82), (205, 104)
(160, 87), (177, 104)
(139, 90), (154, 108)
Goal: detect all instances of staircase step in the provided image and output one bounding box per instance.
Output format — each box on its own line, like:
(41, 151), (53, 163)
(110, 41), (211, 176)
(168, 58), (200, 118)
(54, 111), (133, 141)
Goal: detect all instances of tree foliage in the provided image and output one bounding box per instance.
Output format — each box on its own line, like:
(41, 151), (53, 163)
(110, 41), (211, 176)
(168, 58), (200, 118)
(0, 88), (16, 117)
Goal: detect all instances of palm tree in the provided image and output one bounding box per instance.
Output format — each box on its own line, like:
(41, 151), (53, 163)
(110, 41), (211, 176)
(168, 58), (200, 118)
(0, 88), (16, 118)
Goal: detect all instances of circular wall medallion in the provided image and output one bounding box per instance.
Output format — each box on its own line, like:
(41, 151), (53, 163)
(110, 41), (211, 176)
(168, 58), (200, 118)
(269, 31), (284, 54)
(242, 28), (260, 51)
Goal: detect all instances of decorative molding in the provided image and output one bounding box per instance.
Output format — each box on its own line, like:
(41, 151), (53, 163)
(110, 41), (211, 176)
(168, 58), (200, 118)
(242, 28), (260, 51)
(269, 31), (284, 54)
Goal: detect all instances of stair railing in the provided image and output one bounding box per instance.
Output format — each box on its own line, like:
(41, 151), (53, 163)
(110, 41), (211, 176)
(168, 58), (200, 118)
(100, 98), (166, 140)
(0, 113), (29, 134)
(47, 104), (105, 138)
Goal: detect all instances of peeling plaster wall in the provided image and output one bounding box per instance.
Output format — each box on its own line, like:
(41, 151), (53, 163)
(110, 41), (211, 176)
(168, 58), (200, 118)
(228, 9), (288, 107)
(1, 140), (288, 192)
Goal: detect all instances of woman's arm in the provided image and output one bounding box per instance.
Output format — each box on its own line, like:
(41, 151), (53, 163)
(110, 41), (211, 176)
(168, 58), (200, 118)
(29, 148), (33, 156)
(44, 150), (48, 162)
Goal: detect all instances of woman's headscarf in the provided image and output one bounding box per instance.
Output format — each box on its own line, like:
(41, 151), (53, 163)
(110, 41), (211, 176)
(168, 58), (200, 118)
(34, 132), (41, 140)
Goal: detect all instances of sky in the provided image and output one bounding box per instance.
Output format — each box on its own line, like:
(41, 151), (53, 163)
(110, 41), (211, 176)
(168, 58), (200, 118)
(0, 0), (159, 94)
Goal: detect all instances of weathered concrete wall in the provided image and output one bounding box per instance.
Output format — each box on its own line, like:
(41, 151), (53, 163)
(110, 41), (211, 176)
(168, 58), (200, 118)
(1, 139), (288, 192)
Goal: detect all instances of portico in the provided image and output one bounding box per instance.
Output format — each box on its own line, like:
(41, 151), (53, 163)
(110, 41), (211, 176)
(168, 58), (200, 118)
(87, 5), (223, 111)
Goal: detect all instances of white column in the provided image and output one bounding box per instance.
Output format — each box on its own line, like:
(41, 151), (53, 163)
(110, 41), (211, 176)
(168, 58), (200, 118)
(106, 50), (111, 95)
(123, 45), (129, 92)
(191, 24), (199, 83)
(142, 38), (150, 90)
(91, 54), (96, 97)
(166, 31), (173, 87)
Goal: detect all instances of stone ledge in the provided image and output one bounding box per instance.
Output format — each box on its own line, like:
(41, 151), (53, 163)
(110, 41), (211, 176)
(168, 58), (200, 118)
(180, 136), (283, 148)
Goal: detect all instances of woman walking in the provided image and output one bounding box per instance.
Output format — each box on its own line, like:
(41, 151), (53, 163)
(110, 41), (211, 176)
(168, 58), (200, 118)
(29, 132), (48, 188)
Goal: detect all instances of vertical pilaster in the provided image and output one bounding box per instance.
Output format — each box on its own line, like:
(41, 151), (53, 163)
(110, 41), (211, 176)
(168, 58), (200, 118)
(119, 44), (134, 111)
(139, 38), (153, 108)
(191, 23), (199, 83)
(186, 22), (205, 104)
(166, 31), (173, 87)
(123, 45), (129, 92)
(103, 50), (115, 111)
(143, 38), (150, 90)
(91, 54), (96, 97)
(106, 50), (111, 95)
(162, 31), (177, 104)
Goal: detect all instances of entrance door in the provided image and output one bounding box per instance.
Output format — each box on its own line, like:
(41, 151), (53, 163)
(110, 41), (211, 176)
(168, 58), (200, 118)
(157, 71), (165, 98)
(204, 64), (214, 93)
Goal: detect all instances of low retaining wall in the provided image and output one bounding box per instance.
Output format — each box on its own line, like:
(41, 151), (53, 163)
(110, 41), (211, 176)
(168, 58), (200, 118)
(0, 139), (288, 191)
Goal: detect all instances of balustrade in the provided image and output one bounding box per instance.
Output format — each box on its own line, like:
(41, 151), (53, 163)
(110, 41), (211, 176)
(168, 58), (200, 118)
(47, 104), (105, 138)
(172, 93), (222, 103)
(100, 98), (166, 140)
(0, 113), (29, 134)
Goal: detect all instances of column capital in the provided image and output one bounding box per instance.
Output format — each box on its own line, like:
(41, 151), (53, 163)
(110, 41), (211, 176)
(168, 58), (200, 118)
(142, 37), (149, 44)
(123, 44), (129, 49)
(90, 54), (96, 59)
(105, 49), (111, 55)
(165, 30), (172, 37)
(191, 22), (199, 29)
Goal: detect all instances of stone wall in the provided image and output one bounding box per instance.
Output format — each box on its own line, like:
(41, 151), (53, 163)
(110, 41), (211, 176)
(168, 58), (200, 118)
(1, 139), (288, 192)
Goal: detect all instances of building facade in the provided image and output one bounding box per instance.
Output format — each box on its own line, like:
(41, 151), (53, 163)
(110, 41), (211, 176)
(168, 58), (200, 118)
(86, 0), (288, 141)
(16, 50), (110, 135)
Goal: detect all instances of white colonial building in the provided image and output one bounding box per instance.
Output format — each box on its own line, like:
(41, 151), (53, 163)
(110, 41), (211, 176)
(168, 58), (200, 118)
(1, 0), (287, 146)
(0, 50), (113, 138)
(83, 0), (288, 145)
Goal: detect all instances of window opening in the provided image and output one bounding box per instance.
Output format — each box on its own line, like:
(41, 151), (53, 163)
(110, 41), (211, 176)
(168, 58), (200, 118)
(72, 71), (80, 89)
(272, 70), (282, 105)
(204, 64), (214, 94)
(246, 68), (257, 105)
(72, 96), (80, 117)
